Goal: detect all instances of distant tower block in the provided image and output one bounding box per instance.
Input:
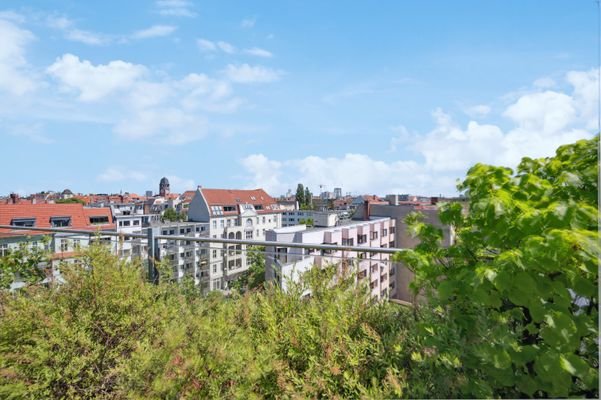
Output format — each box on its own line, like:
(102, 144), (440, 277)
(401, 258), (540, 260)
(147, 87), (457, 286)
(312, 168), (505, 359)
(159, 177), (170, 197)
(334, 187), (342, 199)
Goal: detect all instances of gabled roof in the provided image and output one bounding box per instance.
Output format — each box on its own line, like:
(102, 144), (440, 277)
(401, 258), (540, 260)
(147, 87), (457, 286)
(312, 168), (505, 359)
(0, 204), (115, 238)
(201, 188), (282, 216)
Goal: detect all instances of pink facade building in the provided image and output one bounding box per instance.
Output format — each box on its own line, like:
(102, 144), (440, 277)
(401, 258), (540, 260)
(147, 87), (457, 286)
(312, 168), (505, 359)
(265, 217), (396, 300)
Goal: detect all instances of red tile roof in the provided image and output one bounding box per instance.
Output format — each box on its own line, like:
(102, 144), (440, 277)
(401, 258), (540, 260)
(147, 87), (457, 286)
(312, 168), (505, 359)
(0, 204), (115, 238)
(201, 188), (282, 216)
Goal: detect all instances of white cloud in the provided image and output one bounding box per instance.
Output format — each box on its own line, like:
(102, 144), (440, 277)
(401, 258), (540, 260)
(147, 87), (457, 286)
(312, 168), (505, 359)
(97, 167), (147, 182)
(222, 64), (282, 83)
(503, 90), (575, 133)
(217, 41), (236, 54)
(0, 19), (36, 95)
(533, 77), (556, 89)
(0, 10), (25, 23)
(566, 68), (599, 130)
(6, 122), (53, 144)
(244, 47), (273, 58)
(155, 0), (196, 17)
(241, 17), (256, 29)
(240, 154), (283, 193)
(464, 104), (491, 118)
(131, 24), (177, 39)
(65, 28), (109, 45)
(241, 69), (596, 196)
(197, 38), (216, 51)
(114, 107), (208, 144)
(166, 175), (196, 192)
(46, 54), (147, 101)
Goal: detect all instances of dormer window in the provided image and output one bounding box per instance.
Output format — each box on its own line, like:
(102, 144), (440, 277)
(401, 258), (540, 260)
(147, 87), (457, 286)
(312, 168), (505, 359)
(211, 206), (223, 215)
(250, 196), (256, 201)
(11, 218), (35, 227)
(254, 204), (263, 210)
(50, 216), (71, 227)
(223, 206), (236, 212)
(90, 216), (109, 225)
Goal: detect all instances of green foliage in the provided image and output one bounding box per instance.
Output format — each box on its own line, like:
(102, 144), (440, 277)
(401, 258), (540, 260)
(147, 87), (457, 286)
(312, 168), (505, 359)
(0, 237), (50, 290)
(295, 183), (305, 207)
(162, 207), (183, 222)
(0, 245), (436, 399)
(229, 246), (266, 292)
(55, 198), (86, 205)
(396, 135), (599, 398)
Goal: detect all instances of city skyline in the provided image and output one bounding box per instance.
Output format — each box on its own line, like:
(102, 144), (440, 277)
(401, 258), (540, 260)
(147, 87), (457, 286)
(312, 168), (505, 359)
(0, 0), (598, 196)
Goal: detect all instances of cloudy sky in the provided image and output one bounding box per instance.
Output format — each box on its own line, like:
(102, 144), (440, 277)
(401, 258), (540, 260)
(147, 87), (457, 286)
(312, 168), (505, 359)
(0, 0), (598, 197)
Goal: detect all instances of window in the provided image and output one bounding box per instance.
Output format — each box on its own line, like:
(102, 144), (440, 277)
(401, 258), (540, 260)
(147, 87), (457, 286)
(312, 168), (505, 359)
(254, 204), (263, 210)
(227, 219), (231, 227)
(262, 216), (266, 224)
(73, 239), (80, 250)
(186, 227), (191, 233)
(60, 240), (68, 252)
(250, 196), (256, 201)
(224, 206), (236, 212)
(246, 218), (253, 227)
(382, 228), (388, 236)
(0, 244), (9, 257)
(342, 238), (354, 246)
(212, 250), (217, 258)
(358, 234), (367, 244)
(390, 227), (396, 234)
(245, 231), (253, 240)
(180, 229), (185, 234)
(89, 216), (109, 225)
(211, 206), (223, 215)
(370, 231), (378, 240)
(256, 229), (259, 237)
(133, 220), (140, 226)
(212, 220), (217, 229)
(256, 217), (259, 224)
(50, 216), (71, 227)
(169, 229), (175, 235)
(123, 220), (131, 227)
(220, 220), (224, 228)
(11, 218), (35, 227)
(163, 230), (168, 235)
(212, 264), (217, 273)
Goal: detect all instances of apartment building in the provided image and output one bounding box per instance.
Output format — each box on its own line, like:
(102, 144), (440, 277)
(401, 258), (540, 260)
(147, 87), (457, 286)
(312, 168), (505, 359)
(265, 216), (396, 301)
(187, 187), (283, 291)
(353, 199), (455, 303)
(281, 209), (341, 228)
(0, 204), (115, 288)
(148, 221), (210, 289)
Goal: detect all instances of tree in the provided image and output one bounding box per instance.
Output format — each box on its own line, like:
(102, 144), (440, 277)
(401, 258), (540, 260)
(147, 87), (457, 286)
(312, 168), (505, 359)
(304, 187), (313, 209)
(55, 198), (85, 205)
(230, 246), (266, 292)
(395, 136), (599, 398)
(162, 207), (182, 222)
(295, 183), (305, 208)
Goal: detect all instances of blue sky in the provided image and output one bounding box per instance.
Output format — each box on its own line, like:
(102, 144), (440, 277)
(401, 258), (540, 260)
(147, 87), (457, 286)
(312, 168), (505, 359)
(0, 0), (598, 197)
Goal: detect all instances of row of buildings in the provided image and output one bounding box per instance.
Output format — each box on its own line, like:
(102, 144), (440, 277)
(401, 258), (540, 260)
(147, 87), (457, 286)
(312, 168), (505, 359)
(0, 178), (457, 301)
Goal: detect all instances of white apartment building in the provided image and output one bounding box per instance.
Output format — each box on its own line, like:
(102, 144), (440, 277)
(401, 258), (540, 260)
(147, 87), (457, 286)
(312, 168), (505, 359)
(265, 217), (396, 301)
(281, 210), (341, 228)
(148, 221), (210, 289)
(187, 187), (283, 291)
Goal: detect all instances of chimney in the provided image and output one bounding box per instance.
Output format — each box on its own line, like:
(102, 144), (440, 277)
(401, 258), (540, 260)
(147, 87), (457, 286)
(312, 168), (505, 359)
(9, 193), (18, 204)
(32, 197), (36, 204)
(363, 200), (370, 221)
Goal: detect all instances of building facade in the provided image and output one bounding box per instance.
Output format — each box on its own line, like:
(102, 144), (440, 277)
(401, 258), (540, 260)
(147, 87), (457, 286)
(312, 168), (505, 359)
(265, 217), (396, 301)
(187, 187), (283, 291)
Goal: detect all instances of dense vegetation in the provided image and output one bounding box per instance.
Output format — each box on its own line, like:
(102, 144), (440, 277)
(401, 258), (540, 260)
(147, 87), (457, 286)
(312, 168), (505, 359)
(396, 135), (599, 398)
(0, 136), (598, 398)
